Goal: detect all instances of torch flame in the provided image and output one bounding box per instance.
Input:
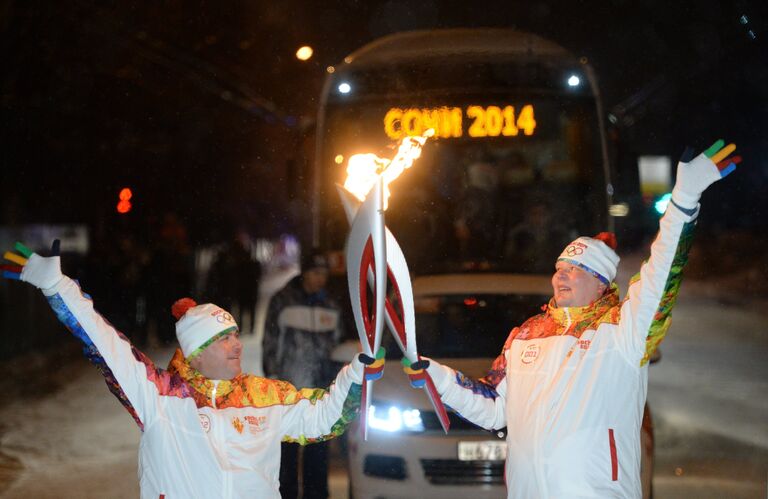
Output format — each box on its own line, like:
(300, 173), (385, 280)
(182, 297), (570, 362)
(343, 129), (435, 207)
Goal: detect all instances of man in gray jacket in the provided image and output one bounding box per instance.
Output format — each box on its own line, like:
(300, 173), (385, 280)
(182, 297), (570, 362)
(263, 250), (343, 499)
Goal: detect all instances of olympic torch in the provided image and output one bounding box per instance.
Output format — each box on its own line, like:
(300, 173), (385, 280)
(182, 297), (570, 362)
(340, 130), (450, 438)
(344, 176), (387, 441)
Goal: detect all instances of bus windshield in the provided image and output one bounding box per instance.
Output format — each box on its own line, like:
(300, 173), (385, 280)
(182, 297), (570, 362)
(319, 94), (608, 274)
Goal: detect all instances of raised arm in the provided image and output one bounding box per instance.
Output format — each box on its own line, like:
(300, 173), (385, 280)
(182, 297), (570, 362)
(616, 141), (742, 365)
(278, 351), (383, 443)
(2, 242), (178, 430)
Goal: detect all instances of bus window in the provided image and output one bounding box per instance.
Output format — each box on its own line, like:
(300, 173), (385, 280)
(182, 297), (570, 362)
(315, 29), (611, 275)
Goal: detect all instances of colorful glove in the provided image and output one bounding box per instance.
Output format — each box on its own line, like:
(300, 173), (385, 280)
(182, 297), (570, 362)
(2, 240), (63, 290)
(359, 346), (386, 381)
(402, 357), (430, 388)
(671, 139), (742, 209)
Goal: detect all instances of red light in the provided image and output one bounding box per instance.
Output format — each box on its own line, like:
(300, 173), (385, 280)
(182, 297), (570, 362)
(117, 200), (132, 214)
(463, 297), (478, 307)
(117, 187), (133, 213)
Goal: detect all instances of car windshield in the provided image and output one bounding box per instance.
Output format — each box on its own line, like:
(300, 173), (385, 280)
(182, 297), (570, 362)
(382, 292), (548, 359)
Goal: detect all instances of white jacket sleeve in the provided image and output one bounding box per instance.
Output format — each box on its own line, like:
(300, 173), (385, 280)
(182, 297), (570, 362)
(615, 202), (698, 365)
(616, 145), (740, 365)
(426, 357), (507, 431)
(43, 276), (163, 429)
(279, 355), (365, 444)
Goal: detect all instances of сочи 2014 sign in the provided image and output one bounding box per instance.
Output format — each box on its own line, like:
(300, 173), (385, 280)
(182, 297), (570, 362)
(383, 105), (536, 140)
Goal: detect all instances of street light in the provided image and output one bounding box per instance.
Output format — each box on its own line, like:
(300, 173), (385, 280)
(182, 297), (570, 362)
(296, 46), (313, 61)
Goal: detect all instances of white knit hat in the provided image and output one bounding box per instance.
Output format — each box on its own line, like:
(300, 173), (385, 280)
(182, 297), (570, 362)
(172, 298), (238, 358)
(557, 232), (620, 285)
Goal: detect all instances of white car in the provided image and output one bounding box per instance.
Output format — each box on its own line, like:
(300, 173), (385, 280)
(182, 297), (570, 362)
(342, 273), (655, 499)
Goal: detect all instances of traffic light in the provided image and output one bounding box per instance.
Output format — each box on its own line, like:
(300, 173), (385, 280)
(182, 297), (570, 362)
(117, 187), (133, 214)
(653, 192), (671, 215)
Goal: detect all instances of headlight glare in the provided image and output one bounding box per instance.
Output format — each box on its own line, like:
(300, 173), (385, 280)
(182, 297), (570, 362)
(369, 404), (424, 432)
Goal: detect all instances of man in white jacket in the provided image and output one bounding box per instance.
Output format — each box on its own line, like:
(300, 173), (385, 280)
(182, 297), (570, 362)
(403, 140), (741, 498)
(1, 243), (382, 498)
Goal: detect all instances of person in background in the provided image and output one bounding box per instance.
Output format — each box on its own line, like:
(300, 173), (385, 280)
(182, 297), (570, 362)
(208, 229), (261, 335)
(403, 140), (742, 498)
(146, 212), (193, 345)
(504, 198), (571, 272)
(263, 250), (343, 499)
(1, 241), (379, 498)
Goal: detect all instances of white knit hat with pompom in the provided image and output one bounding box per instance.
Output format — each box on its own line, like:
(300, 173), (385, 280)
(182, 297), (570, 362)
(172, 298), (238, 358)
(557, 232), (620, 285)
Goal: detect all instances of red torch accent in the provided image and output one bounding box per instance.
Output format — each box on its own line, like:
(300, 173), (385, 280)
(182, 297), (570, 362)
(359, 237), (377, 352)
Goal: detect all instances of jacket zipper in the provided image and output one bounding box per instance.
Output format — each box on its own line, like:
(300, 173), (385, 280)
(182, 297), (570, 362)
(210, 380), (231, 497)
(609, 428), (618, 481)
(211, 380), (219, 409)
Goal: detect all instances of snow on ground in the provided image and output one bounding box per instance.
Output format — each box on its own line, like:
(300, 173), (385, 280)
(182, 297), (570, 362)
(0, 354), (143, 498)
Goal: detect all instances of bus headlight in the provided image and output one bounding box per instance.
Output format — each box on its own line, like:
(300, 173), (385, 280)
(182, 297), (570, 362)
(338, 82), (352, 94)
(369, 404), (425, 432)
(567, 74), (581, 87)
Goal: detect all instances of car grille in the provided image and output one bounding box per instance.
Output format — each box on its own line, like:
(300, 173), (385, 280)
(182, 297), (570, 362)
(421, 410), (502, 433)
(420, 459), (504, 485)
(364, 454), (407, 480)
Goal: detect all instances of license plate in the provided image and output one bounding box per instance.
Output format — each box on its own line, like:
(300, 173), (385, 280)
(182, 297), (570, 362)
(458, 440), (507, 461)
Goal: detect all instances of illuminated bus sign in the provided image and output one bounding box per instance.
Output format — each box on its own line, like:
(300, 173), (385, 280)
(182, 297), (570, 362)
(384, 104), (536, 140)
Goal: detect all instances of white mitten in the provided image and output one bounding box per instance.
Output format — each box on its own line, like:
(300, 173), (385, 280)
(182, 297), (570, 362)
(671, 140), (740, 209)
(22, 253), (64, 290)
(2, 240), (64, 291)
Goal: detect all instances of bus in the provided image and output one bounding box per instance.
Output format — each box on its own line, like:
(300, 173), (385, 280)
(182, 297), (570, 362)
(313, 29), (652, 499)
(313, 28), (618, 275)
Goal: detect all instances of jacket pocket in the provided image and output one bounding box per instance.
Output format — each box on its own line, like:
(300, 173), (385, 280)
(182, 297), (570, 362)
(608, 428), (618, 481)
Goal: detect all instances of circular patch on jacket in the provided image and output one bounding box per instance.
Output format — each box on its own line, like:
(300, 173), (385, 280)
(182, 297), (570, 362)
(521, 343), (540, 364)
(199, 414), (211, 432)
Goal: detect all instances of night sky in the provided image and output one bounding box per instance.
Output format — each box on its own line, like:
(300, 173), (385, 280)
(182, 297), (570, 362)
(1, 0), (766, 242)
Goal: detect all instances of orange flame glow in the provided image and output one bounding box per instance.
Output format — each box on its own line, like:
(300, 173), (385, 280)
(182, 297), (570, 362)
(343, 129), (434, 207)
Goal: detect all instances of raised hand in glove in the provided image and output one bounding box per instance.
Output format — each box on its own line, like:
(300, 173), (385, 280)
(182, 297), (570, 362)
(671, 139), (742, 210)
(358, 347), (386, 381)
(402, 357), (430, 388)
(2, 240), (63, 290)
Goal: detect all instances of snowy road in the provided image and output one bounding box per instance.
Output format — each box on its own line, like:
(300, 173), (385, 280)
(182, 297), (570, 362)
(646, 293), (768, 498)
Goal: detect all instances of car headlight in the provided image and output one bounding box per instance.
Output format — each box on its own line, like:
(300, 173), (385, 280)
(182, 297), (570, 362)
(369, 404), (424, 432)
